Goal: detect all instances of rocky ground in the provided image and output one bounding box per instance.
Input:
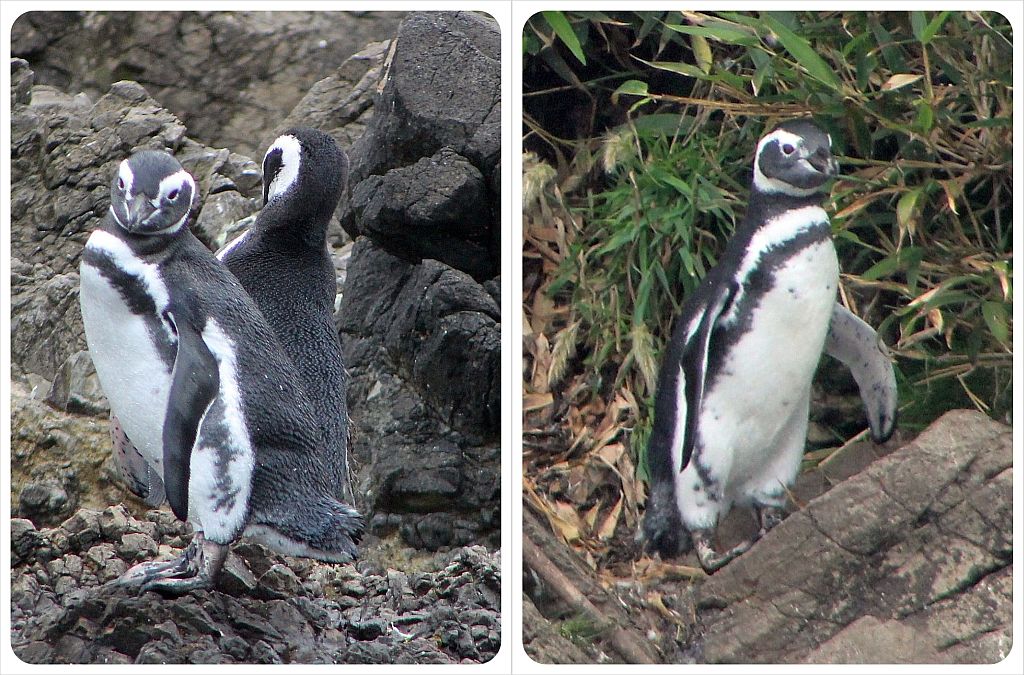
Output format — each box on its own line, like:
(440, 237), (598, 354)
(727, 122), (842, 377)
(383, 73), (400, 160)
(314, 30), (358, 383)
(10, 11), (501, 665)
(11, 506), (499, 665)
(523, 409), (1013, 664)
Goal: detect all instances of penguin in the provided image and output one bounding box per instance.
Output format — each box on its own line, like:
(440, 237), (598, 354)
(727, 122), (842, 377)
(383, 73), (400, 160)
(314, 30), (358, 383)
(79, 150), (362, 594)
(641, 119), (897, 572)
(217, 127), (353, 502)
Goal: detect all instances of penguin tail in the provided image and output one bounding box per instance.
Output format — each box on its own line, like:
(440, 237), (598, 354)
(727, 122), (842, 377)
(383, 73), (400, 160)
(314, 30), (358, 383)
(247, 495), (364, 563)
(641, 480), (693, 558)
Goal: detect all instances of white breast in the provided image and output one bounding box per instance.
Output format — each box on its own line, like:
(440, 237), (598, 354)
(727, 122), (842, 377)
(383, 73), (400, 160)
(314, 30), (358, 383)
(79, 240), (174, 475)
(698, 235), (839, 497)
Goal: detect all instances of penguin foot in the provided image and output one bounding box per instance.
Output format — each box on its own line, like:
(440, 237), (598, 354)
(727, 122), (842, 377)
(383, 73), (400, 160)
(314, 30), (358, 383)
(755, 504), (785, 539)
(692, 528), (752, 573)
(118, 532), (227, 596)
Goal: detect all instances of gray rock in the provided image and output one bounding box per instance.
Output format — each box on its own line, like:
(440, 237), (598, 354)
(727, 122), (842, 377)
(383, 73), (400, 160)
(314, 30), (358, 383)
(690, 410), (1012, 664)
(12, 11), (405, 157)
(46, 350), (108, 415)
(351, 148), (493, 279)
(340, 12), (500, 280)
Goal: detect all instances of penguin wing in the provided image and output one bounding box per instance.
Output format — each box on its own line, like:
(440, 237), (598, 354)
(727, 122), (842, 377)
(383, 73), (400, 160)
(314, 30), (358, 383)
(162, 310), (221, 521)
(676, 280), (738, 472)
(110, 415), (166, 507)
(824, 302), (898, 443)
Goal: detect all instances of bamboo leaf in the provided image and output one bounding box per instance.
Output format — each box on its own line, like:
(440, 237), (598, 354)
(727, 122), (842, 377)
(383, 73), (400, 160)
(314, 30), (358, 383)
(921, 11), (951, 44)
(612, 79), (649, 102)
(897, 188), (924, 232)
(690, 33), (713, 74)
(543, 11), (586, 65)
(635, 56), (706, 79)
(663, 22), (759, 47)
(981, 301), (1009, 343)
(762, 15), (841, 90)
(881, 73), (923, 91)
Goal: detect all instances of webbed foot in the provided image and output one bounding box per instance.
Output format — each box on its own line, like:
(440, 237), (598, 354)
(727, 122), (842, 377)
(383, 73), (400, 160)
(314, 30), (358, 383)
(692, 528), (753, 573)
(118, 531), (227, 595)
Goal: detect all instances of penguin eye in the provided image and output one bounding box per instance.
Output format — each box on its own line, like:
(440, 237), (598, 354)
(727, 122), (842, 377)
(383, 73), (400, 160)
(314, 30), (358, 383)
(167, 188), (180, 202)
(117, 178), (125, 190)
(782, 143), (796, 156)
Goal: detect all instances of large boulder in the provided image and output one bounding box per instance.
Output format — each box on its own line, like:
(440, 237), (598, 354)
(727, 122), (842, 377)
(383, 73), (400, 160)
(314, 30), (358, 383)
(339, 11), (500, 280)
(690, 409), (1012, 664)
(10, 11), (404, 157)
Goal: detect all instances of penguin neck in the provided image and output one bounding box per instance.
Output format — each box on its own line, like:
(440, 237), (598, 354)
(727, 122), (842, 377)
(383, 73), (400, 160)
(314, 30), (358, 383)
(100, 214), (189, 260)
(255, 193), (333, 251)
(747, 186), (826, 223)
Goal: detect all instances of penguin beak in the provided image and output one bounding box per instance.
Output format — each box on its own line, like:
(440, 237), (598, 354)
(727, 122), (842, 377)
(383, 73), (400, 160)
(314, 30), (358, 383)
(806, 150), (839, 178)
(126, 194), (157, 231)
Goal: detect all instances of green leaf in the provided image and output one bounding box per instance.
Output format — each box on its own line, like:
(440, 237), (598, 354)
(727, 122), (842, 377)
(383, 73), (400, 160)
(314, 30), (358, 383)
(762, 15), (842, 91)
(691, 33), (713, 74)
(636, 57), (706, 79)
(861, 254), (900, 281)
(909, 12), (928, 42)
(543, 11), (586, 65)
(981, 301), (1009, 343)
(595, 225), (637, 255)
(897, 188), (923, 231)
(914, 101), (934, 134)
(663, 22), (759, 47)
(611, 79), (649, 103)
(919, 11), (951, 44)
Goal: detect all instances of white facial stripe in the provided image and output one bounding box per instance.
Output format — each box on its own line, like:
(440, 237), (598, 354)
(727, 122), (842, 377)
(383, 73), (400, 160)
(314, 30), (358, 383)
(189, 319), (254, 541)
(265, 134), (302, 202)
(118, 160), (135, 196)
(722, 206), (829, 324)
(85, 229), (172, 315)
(158, 169), (195, 201)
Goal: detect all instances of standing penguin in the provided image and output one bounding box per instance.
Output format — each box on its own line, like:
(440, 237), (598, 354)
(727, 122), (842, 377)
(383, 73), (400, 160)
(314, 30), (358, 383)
(642, 119), (897, 572)
(80, 150), (362, 593)
(218, 128), (352, 502)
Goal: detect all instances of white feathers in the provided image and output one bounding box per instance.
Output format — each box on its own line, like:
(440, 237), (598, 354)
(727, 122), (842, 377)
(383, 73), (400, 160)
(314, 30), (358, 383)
(79, 241), (174, 476)
(85, 230), (171, 314)
(188, 319), (255, 543)
(264, 134), (302, 203)
(215, 229), (250, 260)
(722, 206), (828, 325)
(118, 159), (135, 195)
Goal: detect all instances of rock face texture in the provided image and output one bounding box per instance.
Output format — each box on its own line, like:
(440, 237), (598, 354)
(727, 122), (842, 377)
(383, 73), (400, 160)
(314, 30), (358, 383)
(337, 12), (501, 550)
(10, 11), (404, 157)
(692, 409), (1012, 664)
(11, 506), (500, 664)
(10, 10), (500, 665)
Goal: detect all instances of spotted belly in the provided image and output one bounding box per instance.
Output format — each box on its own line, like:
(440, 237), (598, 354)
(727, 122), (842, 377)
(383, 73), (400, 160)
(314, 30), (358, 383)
(79, 261), (173, 475)
(698, 238), (839, 496)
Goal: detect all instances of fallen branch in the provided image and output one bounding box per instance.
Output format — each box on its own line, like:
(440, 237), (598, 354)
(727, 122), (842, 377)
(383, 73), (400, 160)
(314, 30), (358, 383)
(522, 536), (659, 664)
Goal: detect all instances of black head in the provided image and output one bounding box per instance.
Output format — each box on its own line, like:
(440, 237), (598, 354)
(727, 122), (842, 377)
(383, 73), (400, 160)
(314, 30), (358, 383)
(753, 118), (839, 197)
(262, 127), (349, 211)
(109, 151), (196, 236)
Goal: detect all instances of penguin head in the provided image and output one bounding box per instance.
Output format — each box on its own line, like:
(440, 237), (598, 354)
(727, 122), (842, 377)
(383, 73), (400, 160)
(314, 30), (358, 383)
(262, 127), (349, 213)
(110, 151), (196, 236)
(752, 118), (838, 197)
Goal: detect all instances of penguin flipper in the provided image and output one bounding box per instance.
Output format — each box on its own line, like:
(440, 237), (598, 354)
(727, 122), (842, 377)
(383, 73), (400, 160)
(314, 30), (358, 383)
(677, 281), (738, 472)
(110, 415), (166, 507)
(824, 302), (898, 443)
(162, 310), (220, 521)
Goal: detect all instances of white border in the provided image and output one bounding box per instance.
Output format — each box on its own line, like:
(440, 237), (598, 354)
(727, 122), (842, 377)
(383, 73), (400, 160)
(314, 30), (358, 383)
(512, 2), (1021, 674)
(3, 2), (512, 674)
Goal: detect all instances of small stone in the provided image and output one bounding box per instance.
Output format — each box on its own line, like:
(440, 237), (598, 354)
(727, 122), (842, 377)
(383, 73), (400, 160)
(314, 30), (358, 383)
(98, 505), (131, 539)
(11, 518), (42, 565)
(118, 533), (158, 561)
(348, 617), (388, 640)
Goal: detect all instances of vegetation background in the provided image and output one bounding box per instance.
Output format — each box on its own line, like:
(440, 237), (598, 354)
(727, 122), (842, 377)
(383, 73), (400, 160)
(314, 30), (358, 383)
(522, 10), (1012, 580)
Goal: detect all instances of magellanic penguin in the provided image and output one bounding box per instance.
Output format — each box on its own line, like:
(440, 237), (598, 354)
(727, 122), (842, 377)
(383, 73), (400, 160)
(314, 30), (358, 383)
(217, 127), (353, 502)
(642, 119), (897, 572)
(79, 150), (363, 594)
